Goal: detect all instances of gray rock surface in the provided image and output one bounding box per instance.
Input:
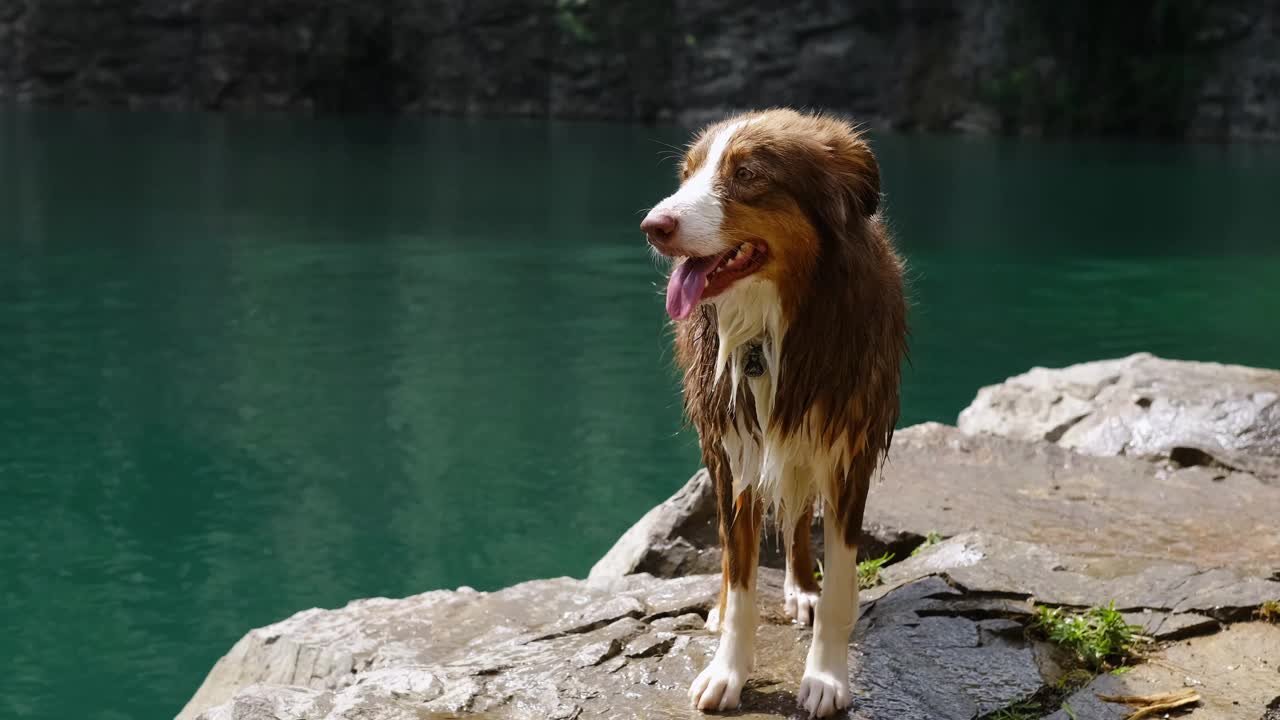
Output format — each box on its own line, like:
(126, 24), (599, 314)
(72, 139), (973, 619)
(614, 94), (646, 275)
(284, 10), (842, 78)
(872, 532), (1280, 621)
(180, 570), (1072, 720)
(1041, 623), (1280, 720)
(596, 422), (1280, 580)
(3, 2), (1280, 140)
(181, 531), (1280, 720)
(958, 353), (1280, 480)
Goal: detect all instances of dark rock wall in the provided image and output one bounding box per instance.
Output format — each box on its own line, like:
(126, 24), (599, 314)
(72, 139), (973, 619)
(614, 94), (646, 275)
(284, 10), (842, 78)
(1, 0), (1277, 140)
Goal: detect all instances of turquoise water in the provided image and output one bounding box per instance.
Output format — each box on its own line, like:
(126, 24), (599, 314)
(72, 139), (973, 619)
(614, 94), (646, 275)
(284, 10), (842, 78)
(2, 110), (1278, 720)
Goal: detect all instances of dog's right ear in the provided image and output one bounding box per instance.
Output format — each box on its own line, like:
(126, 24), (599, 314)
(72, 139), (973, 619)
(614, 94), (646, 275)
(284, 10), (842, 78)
(818, 131), (881, 231)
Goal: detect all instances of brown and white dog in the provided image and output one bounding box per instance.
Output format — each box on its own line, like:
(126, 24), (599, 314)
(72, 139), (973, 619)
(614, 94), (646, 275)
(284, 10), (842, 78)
(641, 109), (907, 717)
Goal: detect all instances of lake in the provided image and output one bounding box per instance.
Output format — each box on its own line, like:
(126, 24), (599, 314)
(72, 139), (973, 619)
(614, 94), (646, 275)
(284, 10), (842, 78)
(1, 110), (1278, 720)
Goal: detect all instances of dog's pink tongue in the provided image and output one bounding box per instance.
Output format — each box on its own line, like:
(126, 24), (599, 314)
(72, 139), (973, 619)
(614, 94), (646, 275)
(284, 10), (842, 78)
(665, 257), (714, 320)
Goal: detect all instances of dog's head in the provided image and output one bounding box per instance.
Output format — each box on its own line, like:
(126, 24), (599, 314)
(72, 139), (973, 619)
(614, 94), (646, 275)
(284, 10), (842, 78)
(642, 109), (880, 321)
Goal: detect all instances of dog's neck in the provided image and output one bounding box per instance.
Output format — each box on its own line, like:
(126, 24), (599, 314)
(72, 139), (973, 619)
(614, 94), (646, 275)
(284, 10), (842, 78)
(713, 278), (785, 424)
(712, 277), (820, 525)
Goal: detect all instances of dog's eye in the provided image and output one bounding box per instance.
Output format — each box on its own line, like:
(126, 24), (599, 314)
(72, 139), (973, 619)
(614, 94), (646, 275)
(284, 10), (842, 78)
(735, 167), (755, 182)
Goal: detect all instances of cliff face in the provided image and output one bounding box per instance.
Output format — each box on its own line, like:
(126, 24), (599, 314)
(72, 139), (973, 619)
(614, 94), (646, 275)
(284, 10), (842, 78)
(2, 1), (1276, 140)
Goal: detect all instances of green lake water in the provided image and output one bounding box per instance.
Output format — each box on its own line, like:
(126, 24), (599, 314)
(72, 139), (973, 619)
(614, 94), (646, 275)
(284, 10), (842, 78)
(2, 110), (1278, 720)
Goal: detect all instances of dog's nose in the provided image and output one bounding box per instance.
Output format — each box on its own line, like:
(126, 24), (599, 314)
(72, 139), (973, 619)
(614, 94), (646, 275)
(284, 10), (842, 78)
(641, 211), (678, 245)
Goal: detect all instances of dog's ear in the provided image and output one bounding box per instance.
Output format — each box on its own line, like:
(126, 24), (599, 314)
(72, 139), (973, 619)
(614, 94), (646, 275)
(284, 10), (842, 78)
(819, 132), (881, 230)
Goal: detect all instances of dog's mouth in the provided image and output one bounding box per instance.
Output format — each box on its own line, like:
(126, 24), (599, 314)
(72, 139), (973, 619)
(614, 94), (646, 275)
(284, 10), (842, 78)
(665, 241), (768, 321)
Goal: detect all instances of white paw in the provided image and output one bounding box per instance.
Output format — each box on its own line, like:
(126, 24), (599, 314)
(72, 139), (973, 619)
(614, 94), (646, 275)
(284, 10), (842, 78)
(704, 605), (721, 633)
(797, 662), (849, 717)
(689, 657), (747, 712)
(784, 587), (821, 626)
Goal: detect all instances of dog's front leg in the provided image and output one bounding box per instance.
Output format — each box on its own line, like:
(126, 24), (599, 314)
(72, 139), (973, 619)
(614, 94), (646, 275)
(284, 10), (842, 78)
(798, 500), (856, 717)
(689, 485), (762, 712)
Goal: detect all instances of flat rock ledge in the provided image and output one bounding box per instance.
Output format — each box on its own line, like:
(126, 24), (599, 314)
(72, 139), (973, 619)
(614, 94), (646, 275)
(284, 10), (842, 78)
(181, 356), (1280, 720)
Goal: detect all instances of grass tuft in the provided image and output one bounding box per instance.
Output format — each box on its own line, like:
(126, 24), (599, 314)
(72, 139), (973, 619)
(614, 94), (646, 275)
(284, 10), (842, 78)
(1256, 600), (1280, 623)
(1031, 602), (1141, 671)
(910, 530), (944, 557)
(1055, 668), (1094, 692)
(857, 552), (894, 589)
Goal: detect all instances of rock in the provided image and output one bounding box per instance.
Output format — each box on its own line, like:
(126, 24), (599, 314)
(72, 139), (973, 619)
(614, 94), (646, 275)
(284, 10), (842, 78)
(871, 423), (1280, 578)
(183, 555), (1278, 720)
(181, 569), (1082, 720)
(588, 468), (719, 579)
(594, 422), (1280, 581)
(873, 532), (1280, 621)
(1121, 609), (1219, 641)
(649, 612), (704, 632)
(958, 353), (1280, 480)
(1039, 623), (1280, 720)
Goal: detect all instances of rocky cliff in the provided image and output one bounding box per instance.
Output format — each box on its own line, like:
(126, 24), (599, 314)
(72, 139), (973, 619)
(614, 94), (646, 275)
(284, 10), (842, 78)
(179, 354), (1280, 720)
(1, 0), (1278, 141)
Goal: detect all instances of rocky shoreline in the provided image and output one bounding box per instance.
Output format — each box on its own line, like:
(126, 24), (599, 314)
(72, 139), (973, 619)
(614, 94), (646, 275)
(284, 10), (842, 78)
(3, 2), (1280, 141)
(179, 354), (1280, 720)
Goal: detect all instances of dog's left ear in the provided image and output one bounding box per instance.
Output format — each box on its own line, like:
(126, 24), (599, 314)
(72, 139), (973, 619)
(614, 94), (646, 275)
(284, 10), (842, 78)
(820, 133), (881, 228)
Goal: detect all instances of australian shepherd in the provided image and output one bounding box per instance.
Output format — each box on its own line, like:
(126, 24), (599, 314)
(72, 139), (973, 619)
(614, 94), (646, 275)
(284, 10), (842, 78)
(641, 109), (907, 717)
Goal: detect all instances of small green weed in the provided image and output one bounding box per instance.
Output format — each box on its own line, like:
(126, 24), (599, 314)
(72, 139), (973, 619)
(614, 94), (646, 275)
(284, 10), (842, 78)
(1257, 600), (1280, 623)
(1032, 602), (1141, 671)
(555, 0), (596, 42)
(910, 530), (944, 557)
(1055, 669), (1093, 692)
(1061, 701), (1078, 720)
(857, 552), (894, 589)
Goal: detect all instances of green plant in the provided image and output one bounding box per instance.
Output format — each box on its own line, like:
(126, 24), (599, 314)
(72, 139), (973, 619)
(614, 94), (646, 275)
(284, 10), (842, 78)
(910, 531), (943, 557)
(1061, 701), (1078, 720)
(555, 0), (596, 42)
(1257, 600), (1280, 623)
(1055, 668), (1094, 692)
(1032, 602), (1141, 671)
(857, 552), (894, 589)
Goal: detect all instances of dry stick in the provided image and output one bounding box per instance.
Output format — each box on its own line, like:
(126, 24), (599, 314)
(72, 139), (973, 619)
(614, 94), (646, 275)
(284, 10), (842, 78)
(1096, 689), (1201, 720)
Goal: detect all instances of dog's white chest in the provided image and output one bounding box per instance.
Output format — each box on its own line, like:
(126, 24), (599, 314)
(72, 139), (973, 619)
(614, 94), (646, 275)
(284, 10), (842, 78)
(712, 278), (842, 527)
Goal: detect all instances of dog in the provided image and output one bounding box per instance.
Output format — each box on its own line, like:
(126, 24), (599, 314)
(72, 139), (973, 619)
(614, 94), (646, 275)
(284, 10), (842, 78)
(640, 108), (907, 717)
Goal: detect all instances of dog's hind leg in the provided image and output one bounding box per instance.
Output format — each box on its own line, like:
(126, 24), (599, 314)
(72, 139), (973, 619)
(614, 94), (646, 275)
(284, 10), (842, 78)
(783, 503), (821, 625)
(690, 479), (762, 712)
(797, 501), (856, 717)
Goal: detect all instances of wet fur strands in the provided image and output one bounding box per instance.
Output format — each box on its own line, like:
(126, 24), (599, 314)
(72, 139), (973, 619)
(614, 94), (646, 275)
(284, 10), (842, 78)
(642, 108), (908, 717)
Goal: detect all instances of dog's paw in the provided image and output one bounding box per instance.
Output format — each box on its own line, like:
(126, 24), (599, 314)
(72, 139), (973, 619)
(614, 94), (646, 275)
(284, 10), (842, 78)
(797, 660), (850, 717)
(784, 586), (820, 626)
(689, 658), (746, 712)
(704, 605), (721, 633)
